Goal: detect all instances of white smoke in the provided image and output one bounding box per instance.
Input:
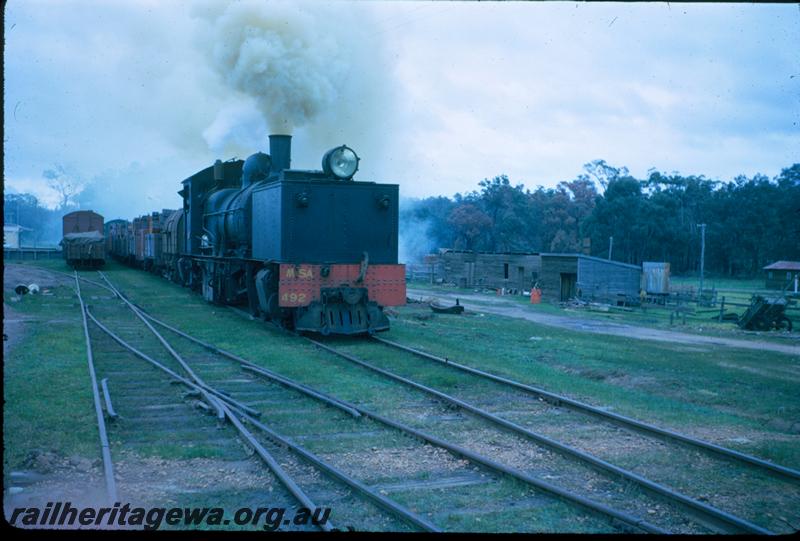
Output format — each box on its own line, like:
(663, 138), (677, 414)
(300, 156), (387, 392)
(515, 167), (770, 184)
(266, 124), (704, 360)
(398, 197), (439, 265)
(195, 1), (388, 133)
(6, 0), (397, 226)
(202, 100), (268, 153)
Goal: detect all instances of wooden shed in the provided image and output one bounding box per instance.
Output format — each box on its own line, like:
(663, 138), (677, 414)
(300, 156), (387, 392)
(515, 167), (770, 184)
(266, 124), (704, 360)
(434, 250), (541, 292)
(763, 261), (800, 291)
(540, 253), (642, 303)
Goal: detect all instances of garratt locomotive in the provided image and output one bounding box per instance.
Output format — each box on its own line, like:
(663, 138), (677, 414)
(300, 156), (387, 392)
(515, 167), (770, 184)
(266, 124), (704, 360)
(109, 135), (405, 335)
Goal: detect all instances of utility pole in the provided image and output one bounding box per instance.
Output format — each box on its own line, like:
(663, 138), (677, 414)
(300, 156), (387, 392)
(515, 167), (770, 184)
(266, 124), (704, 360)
(608, 236), (614, 260)
(699, 223), (706, 298)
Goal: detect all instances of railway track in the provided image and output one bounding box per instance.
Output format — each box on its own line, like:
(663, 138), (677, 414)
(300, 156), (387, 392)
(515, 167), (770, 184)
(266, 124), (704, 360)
(184, 305), (789, 534)
(312, 334), (800, 534)
(73, 272), (437, 532)
(65, 268), (798, 532)
(373, 336), (800, 482)
(87, 273), (669, 533)
(306, 337), (784, 535)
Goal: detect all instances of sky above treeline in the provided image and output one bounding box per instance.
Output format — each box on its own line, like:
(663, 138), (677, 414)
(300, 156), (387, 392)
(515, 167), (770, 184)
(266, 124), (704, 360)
(4, 1), (799, 218)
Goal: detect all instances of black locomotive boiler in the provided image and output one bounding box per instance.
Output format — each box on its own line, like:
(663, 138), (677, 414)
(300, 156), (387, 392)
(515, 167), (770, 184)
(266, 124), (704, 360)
(109, 134), (406, 335)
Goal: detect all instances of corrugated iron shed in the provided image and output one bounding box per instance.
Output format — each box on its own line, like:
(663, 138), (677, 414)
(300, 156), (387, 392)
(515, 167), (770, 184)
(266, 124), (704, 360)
(540, 253), (641, 303)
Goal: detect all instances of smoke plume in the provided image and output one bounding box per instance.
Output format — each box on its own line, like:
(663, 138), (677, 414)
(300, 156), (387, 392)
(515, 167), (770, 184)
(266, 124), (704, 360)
(6, 0), (396, 229)
(195, 0), (390, 137)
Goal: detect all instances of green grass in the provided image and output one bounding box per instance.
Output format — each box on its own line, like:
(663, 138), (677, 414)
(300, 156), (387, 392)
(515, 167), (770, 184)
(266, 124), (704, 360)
(376, 306), (800, 468)
(97, 261), (800, 465)
(5, 260), (799, 532)
(10, 261), (795, 466)
(3, 281), (99, 469)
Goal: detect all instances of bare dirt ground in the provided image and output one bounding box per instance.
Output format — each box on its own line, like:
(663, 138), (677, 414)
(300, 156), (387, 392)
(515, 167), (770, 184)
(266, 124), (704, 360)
(408, 288), (800, 357)
(3, 264), (76, 357)
(4, 263), (75, 290)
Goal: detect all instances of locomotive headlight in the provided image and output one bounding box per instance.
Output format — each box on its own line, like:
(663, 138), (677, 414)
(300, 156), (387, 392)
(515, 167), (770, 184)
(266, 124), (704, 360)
(322, 145), (360, 179)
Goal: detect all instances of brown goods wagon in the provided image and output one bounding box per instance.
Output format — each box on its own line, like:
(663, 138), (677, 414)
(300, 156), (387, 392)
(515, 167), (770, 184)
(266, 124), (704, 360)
(63, 210), (104, 236)
(62, 231), (106, 267)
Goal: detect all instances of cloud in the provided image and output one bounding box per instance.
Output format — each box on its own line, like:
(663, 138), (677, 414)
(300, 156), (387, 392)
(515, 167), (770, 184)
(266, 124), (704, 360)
(386, 2), (799, 195)
(4, 0), (798, 216)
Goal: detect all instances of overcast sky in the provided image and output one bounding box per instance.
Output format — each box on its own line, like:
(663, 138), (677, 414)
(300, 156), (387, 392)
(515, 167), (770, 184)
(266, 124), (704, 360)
(4, 1), (799, 217)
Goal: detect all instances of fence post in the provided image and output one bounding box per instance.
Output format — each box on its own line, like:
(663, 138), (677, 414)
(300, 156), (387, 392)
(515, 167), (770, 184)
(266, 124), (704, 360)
(718, 296), (725, 323)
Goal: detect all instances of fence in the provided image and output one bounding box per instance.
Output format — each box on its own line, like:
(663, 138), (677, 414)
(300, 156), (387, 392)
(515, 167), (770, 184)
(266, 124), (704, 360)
(4, 248), (62, 261)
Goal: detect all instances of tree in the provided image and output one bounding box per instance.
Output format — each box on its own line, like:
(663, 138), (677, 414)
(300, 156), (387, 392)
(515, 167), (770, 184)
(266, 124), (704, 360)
(447, 203), (492, 251)
(3, 193), (62, 245)
(399, 160), (799, 277)
(583, 159), (629, 191)
(43, 165), (81, 210)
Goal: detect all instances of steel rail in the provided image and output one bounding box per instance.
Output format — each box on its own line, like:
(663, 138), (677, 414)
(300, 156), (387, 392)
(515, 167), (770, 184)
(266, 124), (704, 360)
(86, 319), (438, 532)
(131, 308), (362, 419)
(84, 308), (334, 532)
(100, 378), (118, 419)
(73, 273), (118, 503)
(309, 339), (773, 535)
(240, 365), (361, 418)
(49, 267), (118, 294)
(117, 308), (664, 533)
(236, 413), (441, 532)
(99, 272), (204, 383)
(86, 309), (251, 423)
(213, 400), (335, 531)
(96, 273), (261, 417)
(350, 403), (665, 534)
(374, 336), (800, 484)
(100, 281), (761, 533)
(85, 308), (438, 532)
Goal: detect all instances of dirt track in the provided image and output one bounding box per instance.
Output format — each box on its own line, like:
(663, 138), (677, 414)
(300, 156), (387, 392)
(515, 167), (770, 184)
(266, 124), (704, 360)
(408, 288), (800, 357)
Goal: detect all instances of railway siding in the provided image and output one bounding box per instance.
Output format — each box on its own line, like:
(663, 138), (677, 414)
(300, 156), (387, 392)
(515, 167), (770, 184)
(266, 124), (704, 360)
(4, 261), (799, 533)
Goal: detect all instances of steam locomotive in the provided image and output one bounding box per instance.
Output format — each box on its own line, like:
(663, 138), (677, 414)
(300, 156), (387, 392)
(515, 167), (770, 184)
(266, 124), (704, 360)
(107, 134), (405, 335)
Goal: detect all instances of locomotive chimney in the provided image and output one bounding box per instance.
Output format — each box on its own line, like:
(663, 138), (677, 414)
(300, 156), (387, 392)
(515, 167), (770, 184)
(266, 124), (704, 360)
(269, 134), (291, 174)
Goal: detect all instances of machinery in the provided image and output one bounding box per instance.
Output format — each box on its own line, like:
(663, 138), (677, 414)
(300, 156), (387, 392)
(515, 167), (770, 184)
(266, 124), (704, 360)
(738, 295), (794, 332)
(108, 134), (405, 335)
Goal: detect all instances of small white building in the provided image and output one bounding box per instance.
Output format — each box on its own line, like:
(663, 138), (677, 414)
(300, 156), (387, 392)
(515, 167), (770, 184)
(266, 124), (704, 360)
(3, 224), (33, 248)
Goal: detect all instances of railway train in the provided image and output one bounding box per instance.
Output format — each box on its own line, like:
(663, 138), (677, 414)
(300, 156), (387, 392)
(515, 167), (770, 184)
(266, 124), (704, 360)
(106, 134), (405, 335)
(61, 210), (106, 268)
